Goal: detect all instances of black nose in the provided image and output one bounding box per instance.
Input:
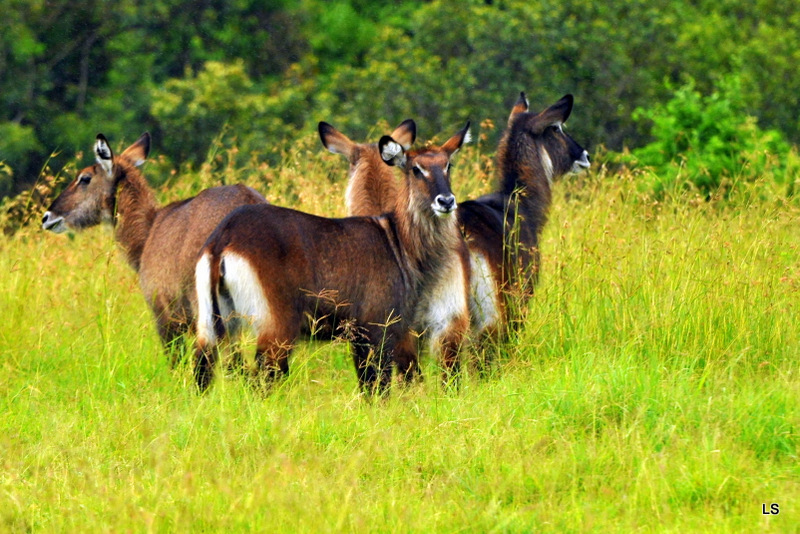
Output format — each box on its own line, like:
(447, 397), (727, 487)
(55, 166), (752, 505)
(42, 213), (50, 225)
(435, 194), (456, 212)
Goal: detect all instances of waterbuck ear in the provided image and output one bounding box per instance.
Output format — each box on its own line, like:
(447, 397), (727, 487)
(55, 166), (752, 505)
(318, 121), (355, 158)
(390, 119), (416, 150)
(441, 121), (472, 157)
(540, 94), (574, 126)
(508, 92), (530, 126)
(378, 135), (407, 168)
(94, 134), (114, 177)
(120, 132), (151, 167)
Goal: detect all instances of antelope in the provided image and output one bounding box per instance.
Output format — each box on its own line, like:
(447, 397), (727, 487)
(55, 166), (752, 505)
(319, 119), (416, 216)
(41, 133), (267, 363)
(459, 93), (590, 342)
(194, 123), (473, 394)
(323, 95), (590, 353)
(318, 119), (423, 378)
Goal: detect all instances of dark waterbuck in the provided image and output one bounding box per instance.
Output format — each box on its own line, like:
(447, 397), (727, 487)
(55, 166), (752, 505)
(459, 93), (590, 341)
(318, 119), (416, 216)
(194, 123), (473, 394)
(41, 133), (267, 362)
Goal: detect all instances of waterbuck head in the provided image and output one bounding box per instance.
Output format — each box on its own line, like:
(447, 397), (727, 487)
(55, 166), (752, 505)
(42, 132), (150, 233)
(507, 93), (590, 184)
(319, 119), (416, 216)
(379, 122), (471, 222)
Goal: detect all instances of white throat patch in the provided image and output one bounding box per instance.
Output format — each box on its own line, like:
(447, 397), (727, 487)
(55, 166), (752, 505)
(538, 146), (554, 186)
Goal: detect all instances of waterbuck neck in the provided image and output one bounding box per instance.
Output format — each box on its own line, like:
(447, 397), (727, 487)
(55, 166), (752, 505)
(496, 129), (553, 237)
(390, 177), (461, 289)
(111, 162), (158, 271)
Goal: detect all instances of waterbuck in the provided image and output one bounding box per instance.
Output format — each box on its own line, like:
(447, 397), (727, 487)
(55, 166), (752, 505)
(41, 133), (267, 362)
(194, 123), (473, 394)
(318, 119), (416, 216)
(460, 93), (590, 340)
(322, 95), (590, 350)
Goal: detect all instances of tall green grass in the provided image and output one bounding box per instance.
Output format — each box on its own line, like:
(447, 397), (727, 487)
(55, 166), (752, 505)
(0, 141), (798, 532)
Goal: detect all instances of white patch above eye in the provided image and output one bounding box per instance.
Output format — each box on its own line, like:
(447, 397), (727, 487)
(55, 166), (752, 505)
(414, 163), (431, 178)
(552, 122), (564, 133)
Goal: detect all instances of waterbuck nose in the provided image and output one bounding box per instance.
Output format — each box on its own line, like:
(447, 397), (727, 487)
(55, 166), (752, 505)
(42, 211), (63, 231)
(435, 194), (456, 212)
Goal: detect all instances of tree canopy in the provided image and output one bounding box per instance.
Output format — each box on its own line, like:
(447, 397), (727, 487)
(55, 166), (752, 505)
(1, 0), (798, 195)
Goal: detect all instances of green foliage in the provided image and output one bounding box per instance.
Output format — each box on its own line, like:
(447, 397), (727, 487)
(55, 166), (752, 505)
(151, 60), (304, 167)
(0, 161), (13, 200)
(627, 75), (800, 198)
(0, 122), (40, 189)
(3, 0), (800, 200)
(308, 1), (377, 65)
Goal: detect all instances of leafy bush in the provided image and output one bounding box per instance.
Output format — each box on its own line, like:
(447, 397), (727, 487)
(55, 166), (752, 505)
(0, 122), (40, 189)
(626, 75), (800, 198)
(150, 60), (308, 168)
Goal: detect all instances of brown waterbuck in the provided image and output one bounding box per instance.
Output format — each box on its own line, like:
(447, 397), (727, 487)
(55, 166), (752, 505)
(459, 93), (590, 342)
(318, 119), (416, 216)
(194, 123), (473, 394)
(41, 133), (267, 362)
(318, 119), (423, 379)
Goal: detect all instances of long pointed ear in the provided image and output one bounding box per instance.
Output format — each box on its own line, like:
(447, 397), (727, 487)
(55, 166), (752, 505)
(508, 92), (529, 126)
(95, 134), (114, 178)
(120, 132), (150, 167)
(390, 119), (416, 150)
(538, 94), (574, 126)
(441, 121), (472, 157)
(318, 121), (355, 158)
(378, 135), (407, 168)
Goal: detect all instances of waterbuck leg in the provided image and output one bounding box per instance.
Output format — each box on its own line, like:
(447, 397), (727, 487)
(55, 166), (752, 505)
(469, 322), (504, 378)
(437, 316), (469, 390)
(194, 343), (219, 393)
(352, 328), (393, 397)
(393, 331), (422, 384)
(352, 341), (378, 394)
(155, 311), (189, 368)
(254, 340), (292, 380)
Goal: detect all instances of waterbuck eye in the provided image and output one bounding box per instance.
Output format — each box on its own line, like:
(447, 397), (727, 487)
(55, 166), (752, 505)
(78, 174), (92, 185)
(413, 167), (425, 179)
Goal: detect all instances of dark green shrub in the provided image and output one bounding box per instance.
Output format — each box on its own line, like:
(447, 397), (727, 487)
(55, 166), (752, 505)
(626, 75), (799, 198)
